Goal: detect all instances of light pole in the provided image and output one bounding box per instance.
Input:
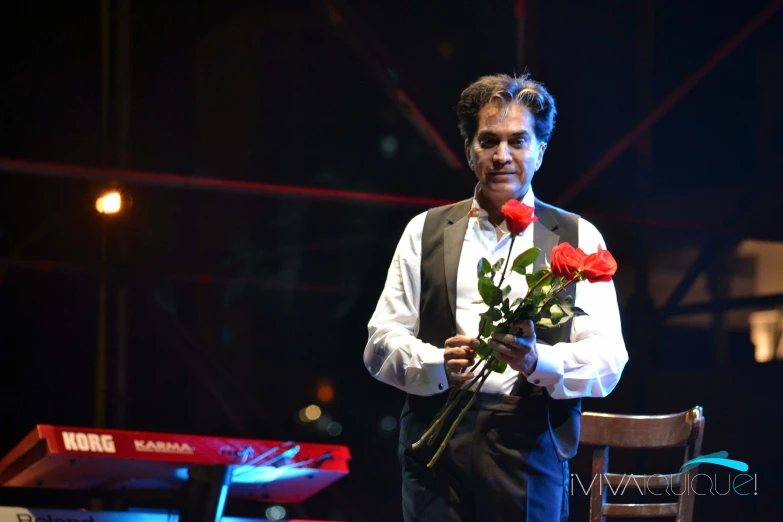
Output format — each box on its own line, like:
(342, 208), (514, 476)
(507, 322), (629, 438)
(94, 190), (125, 429)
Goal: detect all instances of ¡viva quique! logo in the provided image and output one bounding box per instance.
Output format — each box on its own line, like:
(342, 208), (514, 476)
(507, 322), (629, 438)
(679, 451), (748, 473)
(571, 451), (757, 497)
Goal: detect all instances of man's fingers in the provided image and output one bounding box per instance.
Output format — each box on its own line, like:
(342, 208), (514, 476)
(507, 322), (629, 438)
(444, 346), (476, 360)
(445, 352), (476, 382)
(510, 319), (535, 336)
(488, 336), (531, 354)
(444, 336), (481, 348)
(446, 359), (474, 370)
(493, 351), (513, 364)
(488, 340), (516, 358)
(447, 369), (475, 382)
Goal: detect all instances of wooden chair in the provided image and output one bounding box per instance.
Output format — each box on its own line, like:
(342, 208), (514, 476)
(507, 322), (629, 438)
(579, 406), (705, 522)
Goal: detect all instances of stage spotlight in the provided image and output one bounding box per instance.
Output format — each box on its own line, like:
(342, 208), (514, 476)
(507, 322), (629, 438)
(95, 191), (122, 214)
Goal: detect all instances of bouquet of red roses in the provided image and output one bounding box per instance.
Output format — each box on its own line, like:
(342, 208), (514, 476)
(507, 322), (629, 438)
(412, 200), (618, 468)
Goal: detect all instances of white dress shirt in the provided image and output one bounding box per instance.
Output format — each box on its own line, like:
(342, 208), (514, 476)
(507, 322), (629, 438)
(364, 188), (628, 399)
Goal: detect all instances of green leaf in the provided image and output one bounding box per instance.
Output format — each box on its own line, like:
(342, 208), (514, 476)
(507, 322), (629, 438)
(482, 307), (502, 322)
(571, 306), (588, 317)
(549, 304), (565, 325)
(558, 296), (589, 318)
(510, 297), (522, 309)
(475, 339), (492, 358)
(478, 276), (503, 306)
(501, 298), (511, 319)
(480, 321), (497, 338)
(494, 323), (510, 336)
(511, 247), (541, 275)
(526, 269), (552, 291)
(535, 317), (558, 329)
(488, 359), (507, 373)
(528, 290), (547, 307)
(477, 258), (493, 277)
(558, 296), (573, 316)
(471, 299), (486, 304)
(492, 258), (506, 274)
(495, 324), (521, 337)
(512, 303), (533, 321)
(502, 285), (511, 298)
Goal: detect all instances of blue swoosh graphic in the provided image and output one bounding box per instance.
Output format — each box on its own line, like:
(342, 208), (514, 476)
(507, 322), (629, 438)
(680, 451), (749, 472)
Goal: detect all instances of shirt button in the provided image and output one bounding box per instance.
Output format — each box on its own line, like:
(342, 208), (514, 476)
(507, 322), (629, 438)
(534, 379), (541, 385)
(438, 383), (444, 390)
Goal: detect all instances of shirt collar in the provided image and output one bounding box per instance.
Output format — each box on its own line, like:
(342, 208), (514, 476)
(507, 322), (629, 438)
(467, 183), (536, 222)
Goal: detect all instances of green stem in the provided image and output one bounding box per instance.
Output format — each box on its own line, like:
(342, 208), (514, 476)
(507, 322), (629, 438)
(426, 356), (488, 446)
(522, 270), (553, 301)
(420, 236), (520, 456)
(412, 366), (488, 450)
(538, 276), (581, 313)
(426, 380), (463, 441)
(496, 234), (516, 290)
(427, 365), (493, 468)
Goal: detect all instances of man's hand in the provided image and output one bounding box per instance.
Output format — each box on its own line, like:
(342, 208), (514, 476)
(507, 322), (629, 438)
(444, 336), (479, 383)
(489, 320), (538, 374)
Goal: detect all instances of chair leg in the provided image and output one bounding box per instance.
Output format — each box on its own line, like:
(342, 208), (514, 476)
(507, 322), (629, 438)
(589, 446), (608, 522)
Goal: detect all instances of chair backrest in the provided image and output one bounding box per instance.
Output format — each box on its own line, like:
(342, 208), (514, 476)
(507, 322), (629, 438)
(579, 406), (705, 522)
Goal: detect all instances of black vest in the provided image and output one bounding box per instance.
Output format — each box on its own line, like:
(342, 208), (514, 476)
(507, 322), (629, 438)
(402, 198), (582, 462)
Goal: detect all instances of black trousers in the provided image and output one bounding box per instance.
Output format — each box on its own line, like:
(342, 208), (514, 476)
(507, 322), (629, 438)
(398, 393), (569, 522)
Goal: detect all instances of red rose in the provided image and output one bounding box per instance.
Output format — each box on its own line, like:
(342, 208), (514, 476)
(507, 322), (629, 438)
(500, 200), (538, 235)
(550, 242), (587, 281)
(581, 246), (617, 283)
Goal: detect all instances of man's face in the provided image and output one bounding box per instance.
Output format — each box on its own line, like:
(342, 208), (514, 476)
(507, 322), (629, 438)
(465, 101), (547, 206)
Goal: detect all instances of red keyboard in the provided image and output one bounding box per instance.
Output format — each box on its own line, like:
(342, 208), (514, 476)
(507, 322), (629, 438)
(0, 425), (351, 504)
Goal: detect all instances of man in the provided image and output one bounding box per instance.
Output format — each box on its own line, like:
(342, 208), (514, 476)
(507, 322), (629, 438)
(364, 74), (628, 521)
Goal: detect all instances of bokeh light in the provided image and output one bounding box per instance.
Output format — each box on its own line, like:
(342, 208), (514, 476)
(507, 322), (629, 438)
(317, 382), (335, 404)
(265, 505), (286, 520)
(298, 404), (322, 422)
(380, 415), (397, 431)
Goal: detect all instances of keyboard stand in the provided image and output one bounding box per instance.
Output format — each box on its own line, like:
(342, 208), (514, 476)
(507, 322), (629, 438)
(180, 465), (231, 522)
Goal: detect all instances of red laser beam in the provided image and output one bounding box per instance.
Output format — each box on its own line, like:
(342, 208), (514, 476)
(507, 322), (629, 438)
(2, 156), (780, 237)
(0, 157), (454, 208)
(557, 0), (783, 206)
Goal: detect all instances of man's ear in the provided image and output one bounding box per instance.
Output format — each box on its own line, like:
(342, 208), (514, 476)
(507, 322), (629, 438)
(464, 139), (473, 170)
(535, 142), (548, 171)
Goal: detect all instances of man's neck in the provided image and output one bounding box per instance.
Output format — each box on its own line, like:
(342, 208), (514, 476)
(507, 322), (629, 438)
(475, 189), (529, 227)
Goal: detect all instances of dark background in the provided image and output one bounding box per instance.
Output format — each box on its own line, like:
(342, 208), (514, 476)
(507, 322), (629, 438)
(1, 1), (782, 520)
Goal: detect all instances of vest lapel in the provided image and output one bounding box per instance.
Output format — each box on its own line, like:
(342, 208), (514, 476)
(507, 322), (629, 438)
(533, 199), (562, 270)
(443, 199), (563, 319)
(443, 203), (472, 322)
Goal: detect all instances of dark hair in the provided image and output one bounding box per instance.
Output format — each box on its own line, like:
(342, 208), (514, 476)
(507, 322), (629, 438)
(456, 73), (557, 144)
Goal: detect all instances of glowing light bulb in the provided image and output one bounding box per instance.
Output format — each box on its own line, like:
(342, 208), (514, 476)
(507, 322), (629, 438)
(96, 192), (122, 214)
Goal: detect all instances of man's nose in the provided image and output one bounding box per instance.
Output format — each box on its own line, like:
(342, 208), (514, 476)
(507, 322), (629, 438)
(494, 142), (511, 163)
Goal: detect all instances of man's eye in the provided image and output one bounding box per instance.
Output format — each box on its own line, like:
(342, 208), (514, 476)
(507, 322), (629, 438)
(479, 139), (496, 148)
(511, 138), (527, 146)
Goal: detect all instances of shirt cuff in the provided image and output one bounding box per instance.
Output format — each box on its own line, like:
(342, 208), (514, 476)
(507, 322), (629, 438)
(418, 345), (450, 395)
(527, 342), (564, 387)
